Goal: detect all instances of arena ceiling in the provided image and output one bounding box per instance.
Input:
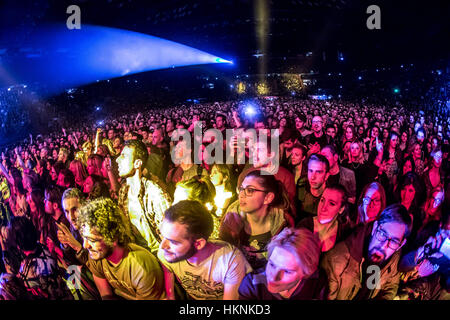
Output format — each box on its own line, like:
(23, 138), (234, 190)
(0, 0), (448, 73)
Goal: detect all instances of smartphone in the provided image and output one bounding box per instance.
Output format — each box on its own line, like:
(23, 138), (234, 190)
(439, 237), (450, 260)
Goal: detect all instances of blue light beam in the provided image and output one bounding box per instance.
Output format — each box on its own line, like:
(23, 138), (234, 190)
(3, 24), (232, 95)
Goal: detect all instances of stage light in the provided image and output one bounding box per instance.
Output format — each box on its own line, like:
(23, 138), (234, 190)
(4, 24), (232, 96)
(394, 88), (400, 93)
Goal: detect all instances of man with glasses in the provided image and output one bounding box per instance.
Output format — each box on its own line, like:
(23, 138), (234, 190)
(304, 115), (330, 156)
(321, 204), (412, 300)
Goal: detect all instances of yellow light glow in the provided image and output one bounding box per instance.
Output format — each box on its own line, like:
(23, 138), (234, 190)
(237, 82), (246, 94)
(257, 82), (269, 95)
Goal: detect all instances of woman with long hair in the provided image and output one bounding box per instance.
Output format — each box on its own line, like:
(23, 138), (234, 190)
(219, 170), (294, 269)
(69, 159), (88, 189)
(209, 164), (237, 218)
(352, 182), (387, 226)
(417, 186), (445, 234)
(297, 184), (352, 252)
(26, 189), (52, 245)
(422, 148), (444, 198)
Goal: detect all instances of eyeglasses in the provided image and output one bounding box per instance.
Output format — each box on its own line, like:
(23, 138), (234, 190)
(374, 226), (402, 250)
(238, 186), (267, 197)
(312, 120), (323, 124)
(363, 197), (381, 206)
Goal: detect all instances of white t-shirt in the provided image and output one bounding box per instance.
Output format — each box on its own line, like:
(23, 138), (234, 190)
(158, 240), (252, 300)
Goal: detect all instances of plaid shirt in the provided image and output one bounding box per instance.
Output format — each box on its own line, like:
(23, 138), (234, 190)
(118, 174), (172, 253)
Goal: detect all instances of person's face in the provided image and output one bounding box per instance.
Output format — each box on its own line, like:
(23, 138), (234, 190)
(152, 129), (162, 144)
(358, 127), (364, 135)
(81, 226), (114, 261)
(362, 188), (382, 222)
(403, 160), (413, 175)
(317, 189), (344, 224)
(210, 166), (224, 187)
(345, 127), (353, 140)
(56, 172), (66, 188)
(431, 190), (444, 210)
(50, 166), (58, 181)
(44, 195), (54, 215)
(295, 117), (304, 130)
(280, 118), (287, 127)
(62, 197), (81, 230)
(312, 116), (323, 133)
(252, 142), (271, 168)
(371, 127), (379, 138)
(239, 176), (270, 214)
(413, 144), (422, 158)
(432, 151), (442, 168)
(417, 131), (425, 143)
(159, 219), (197, 263)
(350, 143), (361, 158)
(368, 221), (406, 264)
(52, 149), (58, 160)
(401, 184), (416, 205)
(320, 148), (337, 169)
(390, 135), (398, 149)
(113, 137), (121, 149)
(284, 139), (294, 151)
(107, 130), (114, 140)
(116, 146), (136, 178)
(58, 150), (67, 163)
(40, 148), (48, 158)
(326, 127), (336, 138)
(290, 147), (305, 166)
(431, 138), (439, 150)
(83, 176), (94, 194)
(401, 132), (408, 143)
(307, 160), (329, 190)
(266, 247), (304, 294)
(215, 116), (224, 129)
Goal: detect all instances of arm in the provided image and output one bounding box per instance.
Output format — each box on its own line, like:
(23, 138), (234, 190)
(223, 282), (240, 300)
(223, 247), (252, 300)
(0, 162), (13, 186)
(320, 251), (340, 300)
(93, 274), (117, 300)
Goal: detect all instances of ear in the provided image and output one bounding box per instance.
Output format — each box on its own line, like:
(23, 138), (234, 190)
(194, 238), (207, 251)
(264, 192), (275, 205)
(133, 159), (143, 169)
(52, 202), (58, 211)
(338, 205), (345, 215)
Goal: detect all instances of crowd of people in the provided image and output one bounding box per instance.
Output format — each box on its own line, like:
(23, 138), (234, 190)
(0, 94), (448, 300)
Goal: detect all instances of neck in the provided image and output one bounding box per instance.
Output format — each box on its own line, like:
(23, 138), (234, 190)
(402, 201), (412, 211)
(106, 245), (127, 265)
(246, 206), (270, 226)
(279, 280), (302, 299)
(126, 170), (142, 191)
(187, 242), (213, 266)
(180, 163), (194, 171)
(314, 131), (323, 138)
(311, 184), (325, 197)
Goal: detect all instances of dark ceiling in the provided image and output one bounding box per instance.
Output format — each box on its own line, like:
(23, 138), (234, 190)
(0, 0), (449, 72)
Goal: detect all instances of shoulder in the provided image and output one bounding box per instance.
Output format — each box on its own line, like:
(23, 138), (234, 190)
(127, 244), (161, 271)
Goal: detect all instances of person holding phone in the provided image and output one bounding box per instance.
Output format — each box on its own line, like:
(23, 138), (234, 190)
(397, 207), (450, 300)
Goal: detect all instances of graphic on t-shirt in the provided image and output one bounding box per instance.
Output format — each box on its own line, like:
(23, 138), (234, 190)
(180, 271), (224, 300)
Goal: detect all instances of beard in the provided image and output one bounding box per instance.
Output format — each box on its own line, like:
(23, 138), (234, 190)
(368, 247), (386, 265)
(164, 243), (198, 263)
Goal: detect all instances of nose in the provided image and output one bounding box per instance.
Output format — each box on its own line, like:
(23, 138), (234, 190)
(83, 238), (91, 250)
